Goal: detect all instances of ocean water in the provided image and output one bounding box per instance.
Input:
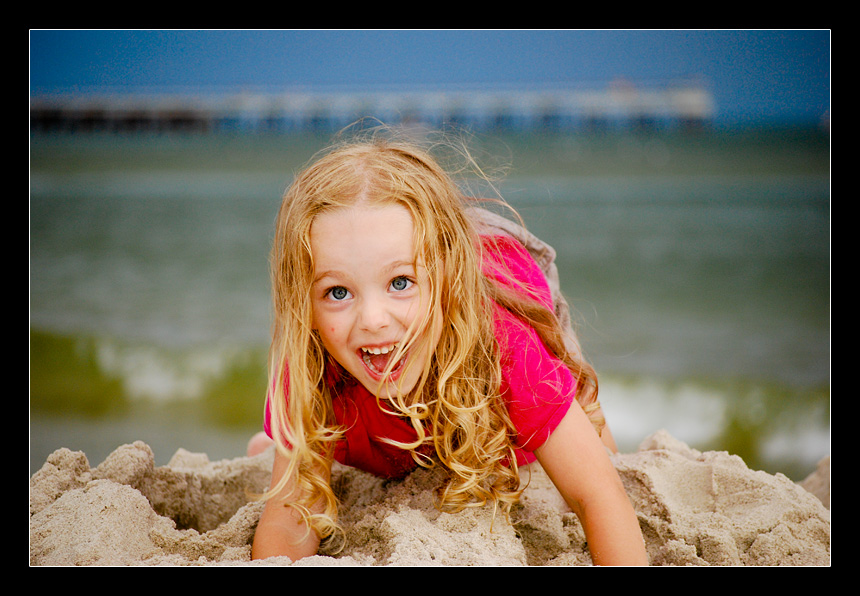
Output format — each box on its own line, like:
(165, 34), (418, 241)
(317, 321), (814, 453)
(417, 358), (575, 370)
(29, 128), (830, 480)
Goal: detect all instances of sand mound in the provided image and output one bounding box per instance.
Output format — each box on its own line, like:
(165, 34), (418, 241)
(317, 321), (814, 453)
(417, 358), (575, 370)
(29, 430), (830, 566)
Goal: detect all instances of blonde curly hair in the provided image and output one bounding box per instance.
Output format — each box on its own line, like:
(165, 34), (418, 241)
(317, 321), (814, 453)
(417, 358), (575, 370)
(264, 127), (601, 545)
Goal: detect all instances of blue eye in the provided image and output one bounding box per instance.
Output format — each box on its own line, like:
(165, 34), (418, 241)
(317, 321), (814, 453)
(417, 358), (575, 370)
(391, 276), (413, 292)
(328, 286), (351, 301)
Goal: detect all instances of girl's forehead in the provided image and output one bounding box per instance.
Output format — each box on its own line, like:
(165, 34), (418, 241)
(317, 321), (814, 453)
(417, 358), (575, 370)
(309, 201), (442, 260)
(312, 202), (428, 239)
(310, 203), (414, 252)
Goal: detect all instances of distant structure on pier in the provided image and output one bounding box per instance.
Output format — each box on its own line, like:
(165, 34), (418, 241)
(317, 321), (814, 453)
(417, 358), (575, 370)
(30, 78), (714, 135)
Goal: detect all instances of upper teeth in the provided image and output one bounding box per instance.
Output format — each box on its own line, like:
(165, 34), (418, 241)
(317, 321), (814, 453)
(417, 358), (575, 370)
(361, 344), (397, 355)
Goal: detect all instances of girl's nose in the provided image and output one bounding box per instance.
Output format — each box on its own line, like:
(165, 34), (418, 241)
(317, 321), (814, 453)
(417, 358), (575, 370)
(358, 296), (391, 331)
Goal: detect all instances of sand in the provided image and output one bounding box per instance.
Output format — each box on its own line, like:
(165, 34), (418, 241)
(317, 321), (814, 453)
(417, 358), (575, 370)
(29, 429), (830, 566)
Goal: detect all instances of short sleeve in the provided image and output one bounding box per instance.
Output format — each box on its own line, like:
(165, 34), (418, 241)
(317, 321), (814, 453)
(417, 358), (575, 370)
(483, 235), (577, 456)
(495, 304), (576, 454)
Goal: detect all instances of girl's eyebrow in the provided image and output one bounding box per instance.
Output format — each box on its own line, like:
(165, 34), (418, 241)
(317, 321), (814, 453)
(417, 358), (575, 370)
(383, 260), (417, 275)
(312, 270), (343, 285)
(312, 260), (416, 285)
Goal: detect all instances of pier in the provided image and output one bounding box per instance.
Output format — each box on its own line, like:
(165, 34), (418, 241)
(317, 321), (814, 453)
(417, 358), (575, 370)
(30, 79), (714, 135)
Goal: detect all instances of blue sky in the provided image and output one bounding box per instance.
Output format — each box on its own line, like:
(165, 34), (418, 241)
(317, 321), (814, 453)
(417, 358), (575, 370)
(29, 29), (830, 126)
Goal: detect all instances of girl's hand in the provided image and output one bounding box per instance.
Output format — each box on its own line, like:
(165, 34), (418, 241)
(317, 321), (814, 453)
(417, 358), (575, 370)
(251, 450), (328, 561)
(534, 403), (649, 566)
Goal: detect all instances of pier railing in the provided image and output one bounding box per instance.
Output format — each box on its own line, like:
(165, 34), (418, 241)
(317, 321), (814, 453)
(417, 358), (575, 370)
(30, 80), (714, 134)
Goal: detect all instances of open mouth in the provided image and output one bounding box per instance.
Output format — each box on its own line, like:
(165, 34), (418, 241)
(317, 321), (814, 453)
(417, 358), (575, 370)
(359, 343), (407, 380)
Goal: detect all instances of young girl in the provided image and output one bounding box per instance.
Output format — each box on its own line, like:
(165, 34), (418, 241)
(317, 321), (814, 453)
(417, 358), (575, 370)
(249, 130), (648, 565)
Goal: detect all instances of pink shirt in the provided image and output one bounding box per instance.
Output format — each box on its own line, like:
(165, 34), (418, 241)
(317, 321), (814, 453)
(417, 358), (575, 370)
(265, 235), (576, 478)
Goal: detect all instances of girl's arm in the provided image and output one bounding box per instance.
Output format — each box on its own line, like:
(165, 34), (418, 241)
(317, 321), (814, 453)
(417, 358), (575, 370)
(594, 406), (620, 453)
(534, 402), (649, 566)
(251, 449), (328, 561)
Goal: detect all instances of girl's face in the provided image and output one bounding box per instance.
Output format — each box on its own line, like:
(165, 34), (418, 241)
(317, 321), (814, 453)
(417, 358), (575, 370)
(309, 203), (441, 399)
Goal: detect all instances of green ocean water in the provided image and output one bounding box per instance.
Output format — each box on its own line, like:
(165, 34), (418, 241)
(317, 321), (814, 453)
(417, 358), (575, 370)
(29, 127), (830, 480)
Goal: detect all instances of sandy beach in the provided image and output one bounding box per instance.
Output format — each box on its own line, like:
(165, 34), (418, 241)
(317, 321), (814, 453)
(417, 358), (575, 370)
(29, 429), (830, 566)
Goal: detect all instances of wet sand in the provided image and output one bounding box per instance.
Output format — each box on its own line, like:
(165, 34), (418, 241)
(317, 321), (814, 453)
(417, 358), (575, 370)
(29, 430), (830, 566)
